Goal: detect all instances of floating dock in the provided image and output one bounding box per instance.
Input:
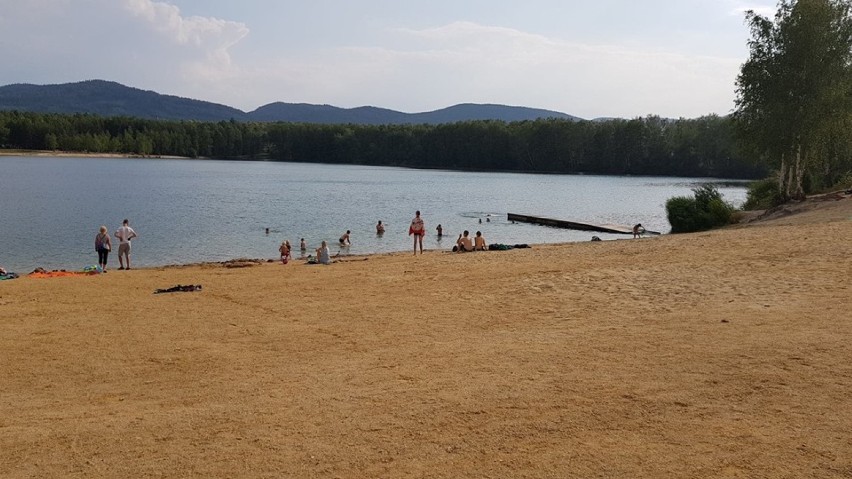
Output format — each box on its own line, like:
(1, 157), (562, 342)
(507, 213), (660, 235)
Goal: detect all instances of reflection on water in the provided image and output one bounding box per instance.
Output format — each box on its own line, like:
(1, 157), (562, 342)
(0, 156), (747, 271)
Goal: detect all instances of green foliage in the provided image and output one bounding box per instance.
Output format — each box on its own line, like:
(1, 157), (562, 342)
(840, 172), (852, 189)
(743, 177), (784, 210)
(666, 185), (734, 233)
(666, 197), (703, 233)
(0, 110), (768, 178)
(734, 0), (852, 200)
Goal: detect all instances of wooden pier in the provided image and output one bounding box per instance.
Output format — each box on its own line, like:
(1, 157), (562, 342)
(507, 213), (660, 235)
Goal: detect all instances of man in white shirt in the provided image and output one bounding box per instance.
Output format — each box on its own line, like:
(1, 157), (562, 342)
(114, 218), (138, 270)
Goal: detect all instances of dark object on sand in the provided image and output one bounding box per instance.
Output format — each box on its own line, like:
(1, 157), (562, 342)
(154, 284), (203, 294)
(591, 236), (602, 241)
(486, 243), (530, 251)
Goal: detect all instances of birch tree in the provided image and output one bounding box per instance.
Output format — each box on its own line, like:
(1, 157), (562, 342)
(735, 0), (852, 200)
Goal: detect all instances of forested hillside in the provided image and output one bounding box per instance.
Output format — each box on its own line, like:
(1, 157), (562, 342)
(0, 81), (247, 122)
(0, 111), (764, 178)
(0, 80), (579, 124)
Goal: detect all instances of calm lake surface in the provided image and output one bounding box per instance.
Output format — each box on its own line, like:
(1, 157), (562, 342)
(0, 156), (747, 272)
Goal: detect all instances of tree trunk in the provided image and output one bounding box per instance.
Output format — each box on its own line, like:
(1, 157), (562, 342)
(778, 152), (789, 201)
(789, 144), (806, 201)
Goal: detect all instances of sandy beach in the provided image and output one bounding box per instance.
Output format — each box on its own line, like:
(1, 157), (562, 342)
(0, 149), (189, 159)
(1, 196), (851, 478)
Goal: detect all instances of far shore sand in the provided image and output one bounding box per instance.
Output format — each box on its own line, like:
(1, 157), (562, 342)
(1, 195), (851, 478)
(0, 149), (190, 159)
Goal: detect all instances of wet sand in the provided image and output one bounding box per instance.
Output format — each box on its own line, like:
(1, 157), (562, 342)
(1, 196), (851, 478)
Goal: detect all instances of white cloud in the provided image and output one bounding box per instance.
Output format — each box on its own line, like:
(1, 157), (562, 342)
(270, 21), (742, 118)
(123, 0), (248, 72)
(0, 0), (252, 101)
(0, 2), (747, 118)
(124, 0), (248, 48)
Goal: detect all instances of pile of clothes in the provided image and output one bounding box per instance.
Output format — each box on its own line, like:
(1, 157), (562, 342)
(154, 284), (203, 294)
(487, 243), (531, 251)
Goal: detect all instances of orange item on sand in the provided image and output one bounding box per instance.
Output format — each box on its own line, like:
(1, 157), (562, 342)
(29, 271), (89, 278)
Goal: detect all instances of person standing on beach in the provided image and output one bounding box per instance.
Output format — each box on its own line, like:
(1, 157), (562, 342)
(114, 218), (138, 270)
(279, 240), (291, 264)
(409, 210), (425, 255)
(94, 225), (112, 272)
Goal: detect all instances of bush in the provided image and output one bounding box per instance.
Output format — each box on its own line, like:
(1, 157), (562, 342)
(666, 196), (703, 233)
(833, 171), (852, 190)
(666, 184), (734, 233)
(743, 177), (784, 210)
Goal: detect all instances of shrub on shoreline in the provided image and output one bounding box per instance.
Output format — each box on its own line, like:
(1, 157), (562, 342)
(666, 184), (734, 233)
(743, 177), (784, 210)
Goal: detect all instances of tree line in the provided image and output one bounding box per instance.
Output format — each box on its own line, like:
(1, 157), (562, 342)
(0, 110), (765, 178)
(735, 0), (852, 199)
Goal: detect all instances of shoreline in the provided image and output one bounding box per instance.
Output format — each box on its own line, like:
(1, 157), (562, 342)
(5, 188), (850, 275)
(2, 197), (851, 477)
(0, 148), (190, 159)
(5, 245), (535, 275)
(0, 149), (763, 181)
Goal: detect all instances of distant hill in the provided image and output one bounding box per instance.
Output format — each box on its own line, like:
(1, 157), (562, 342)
(408, 103), (580, 124)
(0, 80), (582, 124)
(250, 102), (581, 124)
(0, 80), (247, 122)
(248, 103), (413, 124)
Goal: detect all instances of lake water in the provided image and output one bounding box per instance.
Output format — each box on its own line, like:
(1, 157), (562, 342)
(0, 156), (747, 272)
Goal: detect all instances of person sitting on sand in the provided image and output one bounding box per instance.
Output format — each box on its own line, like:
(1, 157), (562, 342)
(633, 223), (645, 239)
(317, 240), (331, 264)
(474, 231), (487, 251)
(339, 230), (351, 246)
(279, 240), (291, 264)
(376, 221), (385, 234)
(316, 240), (332, 265)
(454, 231), (473, 252)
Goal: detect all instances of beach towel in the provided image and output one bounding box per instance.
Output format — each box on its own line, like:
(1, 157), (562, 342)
(29, 271), (91, 278)
(28, 266), (102, 278)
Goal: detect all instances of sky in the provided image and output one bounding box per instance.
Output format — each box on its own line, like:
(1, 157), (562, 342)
(0, 0), (778, 119)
